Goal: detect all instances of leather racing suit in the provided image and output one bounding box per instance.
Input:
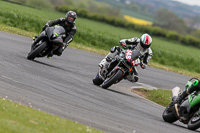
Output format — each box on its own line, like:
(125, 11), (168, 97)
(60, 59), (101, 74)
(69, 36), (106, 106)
(33, 18), (77, 57)
(99, 37), (153, 82)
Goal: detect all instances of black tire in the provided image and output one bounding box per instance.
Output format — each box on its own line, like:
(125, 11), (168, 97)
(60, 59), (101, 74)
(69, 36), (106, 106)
(27, 41), (47, 60)
(188, 111), (200, 130)
(101, 69), (123, 89)
(162, 105), (178, 123)
(93, 73), (104, 86)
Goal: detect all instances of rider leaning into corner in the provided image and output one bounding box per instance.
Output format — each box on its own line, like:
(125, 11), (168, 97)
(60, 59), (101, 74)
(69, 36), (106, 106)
(32, 11), (77, 58)
(99, 33), (153, 82)
(173, 79), (200, 105)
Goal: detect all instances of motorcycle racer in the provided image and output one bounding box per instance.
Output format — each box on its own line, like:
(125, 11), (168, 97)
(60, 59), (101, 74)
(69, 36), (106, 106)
(32, 11), (77, 58)
(173, 79), (200, 104)
(99, 33), (153, 82)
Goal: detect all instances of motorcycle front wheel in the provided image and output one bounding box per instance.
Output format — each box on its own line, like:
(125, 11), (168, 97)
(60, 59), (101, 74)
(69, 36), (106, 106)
(101, 69), (123, 89)
(188, 111), (200, 130)
(162, 104), (178, 123)
(27, 41), (47, 60)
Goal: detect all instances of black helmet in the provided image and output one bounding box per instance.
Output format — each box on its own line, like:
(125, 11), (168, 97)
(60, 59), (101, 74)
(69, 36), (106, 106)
(65, 11), (77, 24)
(140, 33), (152, 49)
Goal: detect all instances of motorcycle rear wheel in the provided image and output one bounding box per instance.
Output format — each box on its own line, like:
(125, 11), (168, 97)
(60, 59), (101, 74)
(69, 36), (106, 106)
(27, 41), (47, 60)
(93, 73), (104, 86)
(188, 111), (200, 130)
(101, 69), (123, 89)
(162, 105), (178, 123)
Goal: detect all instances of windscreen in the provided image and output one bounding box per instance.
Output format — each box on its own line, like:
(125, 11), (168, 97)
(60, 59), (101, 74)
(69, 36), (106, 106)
(53, 26), (66, 36)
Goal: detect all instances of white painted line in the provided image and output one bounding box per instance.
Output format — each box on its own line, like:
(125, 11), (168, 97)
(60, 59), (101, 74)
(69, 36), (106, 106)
(131, 82), (157, 90)
(1, 75), (20, 83)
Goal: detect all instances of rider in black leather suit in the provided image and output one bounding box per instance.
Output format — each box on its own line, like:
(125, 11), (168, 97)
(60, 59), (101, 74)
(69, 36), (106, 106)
(32, 11), (77, 58)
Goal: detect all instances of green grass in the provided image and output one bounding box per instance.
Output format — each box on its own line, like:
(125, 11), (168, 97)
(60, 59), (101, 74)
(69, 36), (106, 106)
(132, 88), (172, 107)
(146, 89), (172, 107)
(0, 98), (103, 133)
(0, 23), (36, 37)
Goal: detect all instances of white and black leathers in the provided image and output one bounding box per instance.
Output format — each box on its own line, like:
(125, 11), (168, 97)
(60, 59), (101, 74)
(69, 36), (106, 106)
(99, 37), (153, 82)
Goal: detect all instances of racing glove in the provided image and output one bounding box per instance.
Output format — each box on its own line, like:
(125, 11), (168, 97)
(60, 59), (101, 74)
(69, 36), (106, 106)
(140, 62), (146, 69)
(42, 24), (49, 31)
(120, 42), (128, 49)
(63, 43), (69, 49)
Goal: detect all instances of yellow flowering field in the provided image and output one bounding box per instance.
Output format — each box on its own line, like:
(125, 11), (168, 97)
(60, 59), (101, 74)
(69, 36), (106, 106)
(124, 15), (152, 26)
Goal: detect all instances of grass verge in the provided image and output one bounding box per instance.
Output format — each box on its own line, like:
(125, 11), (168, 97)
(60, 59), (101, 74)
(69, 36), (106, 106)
(0, 97), (103, 133)
(131, 88), (172, 107)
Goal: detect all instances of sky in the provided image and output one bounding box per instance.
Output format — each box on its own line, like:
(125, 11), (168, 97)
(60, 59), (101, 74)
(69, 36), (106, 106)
(172, 0), (200, 6)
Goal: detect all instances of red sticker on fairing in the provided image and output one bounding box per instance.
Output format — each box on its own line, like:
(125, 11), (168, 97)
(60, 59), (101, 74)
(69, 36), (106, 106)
(131, 58), (140, 66)
(125, 50), (132, 62)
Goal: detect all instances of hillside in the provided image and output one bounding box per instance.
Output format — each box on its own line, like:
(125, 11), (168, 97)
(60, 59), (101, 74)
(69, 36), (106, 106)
(96, 0), (200, 22)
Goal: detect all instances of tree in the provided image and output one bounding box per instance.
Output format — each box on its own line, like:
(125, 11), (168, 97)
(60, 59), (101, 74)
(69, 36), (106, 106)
(191, 29), (200, 39)
(153, 8), (187, 35)
(186, 16), (200, 33)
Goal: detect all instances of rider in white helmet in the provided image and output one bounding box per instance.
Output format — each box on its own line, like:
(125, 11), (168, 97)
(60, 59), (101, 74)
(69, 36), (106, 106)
(99, 33), (153, 82)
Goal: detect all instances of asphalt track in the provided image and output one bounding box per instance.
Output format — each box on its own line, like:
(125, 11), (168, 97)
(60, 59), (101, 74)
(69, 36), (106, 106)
(0, 31), (198, 133)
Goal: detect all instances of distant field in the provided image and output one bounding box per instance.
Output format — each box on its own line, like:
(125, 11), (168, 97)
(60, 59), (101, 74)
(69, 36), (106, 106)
(0, 0), (200, 75)
(121, 8), (154, 22)
(95, 0), (154, 21)
(124, 15), (152, 26)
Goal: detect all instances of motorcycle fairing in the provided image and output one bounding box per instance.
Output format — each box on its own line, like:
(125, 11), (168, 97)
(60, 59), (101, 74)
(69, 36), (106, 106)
(46, 26), (65, 47)
(179, 99), (191, 122)
(131, 49), (140, 61)
(46, 27), (54, 40)
(177, 94), (200, 123)
(189, 93), (200, 108)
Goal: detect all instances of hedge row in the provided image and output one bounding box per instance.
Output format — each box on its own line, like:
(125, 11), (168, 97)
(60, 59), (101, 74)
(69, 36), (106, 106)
(55, 5), (200, 48)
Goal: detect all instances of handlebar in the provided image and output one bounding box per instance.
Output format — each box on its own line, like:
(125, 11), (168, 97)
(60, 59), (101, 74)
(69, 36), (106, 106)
(189, 77), (199, 81)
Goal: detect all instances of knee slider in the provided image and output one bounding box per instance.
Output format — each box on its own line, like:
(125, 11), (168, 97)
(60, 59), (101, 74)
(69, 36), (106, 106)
(110, 46), (120, 53)
(134, 75), (139, 82)
(110, 47), (116, 53)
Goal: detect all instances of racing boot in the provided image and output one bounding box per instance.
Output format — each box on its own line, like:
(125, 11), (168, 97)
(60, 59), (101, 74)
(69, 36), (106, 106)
(47, 52), (54, 59)
(53, 46), (65, 56)
(172, 91), (187, 104)
(32, 31), (46, 46)
(98, 50), (118, 68)
(125, 74), (139, 82)
(98, 57), (111, 79)
(98, 48), (120, 79)
(32, 36), (37, 43)
(125, 67), (139, 83)
(32, 35), (40, 46)
(31, 36), (38, 49)
(172, 81), (198, 104)
(53, 43), (68, 56)
(99, 58), (110, 68)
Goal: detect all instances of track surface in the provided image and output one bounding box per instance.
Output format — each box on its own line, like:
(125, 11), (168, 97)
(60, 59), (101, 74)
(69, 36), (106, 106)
(0, 31), (198, 133)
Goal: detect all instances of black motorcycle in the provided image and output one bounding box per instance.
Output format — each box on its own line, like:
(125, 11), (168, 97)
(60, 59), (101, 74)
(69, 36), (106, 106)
(163, 78), (200, 130)
(27, 26), (66, 60)
(93, 46), (141, 89)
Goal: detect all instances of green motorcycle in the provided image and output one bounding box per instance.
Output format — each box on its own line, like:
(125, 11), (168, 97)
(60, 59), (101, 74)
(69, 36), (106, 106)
(163, 78), (200, 130)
